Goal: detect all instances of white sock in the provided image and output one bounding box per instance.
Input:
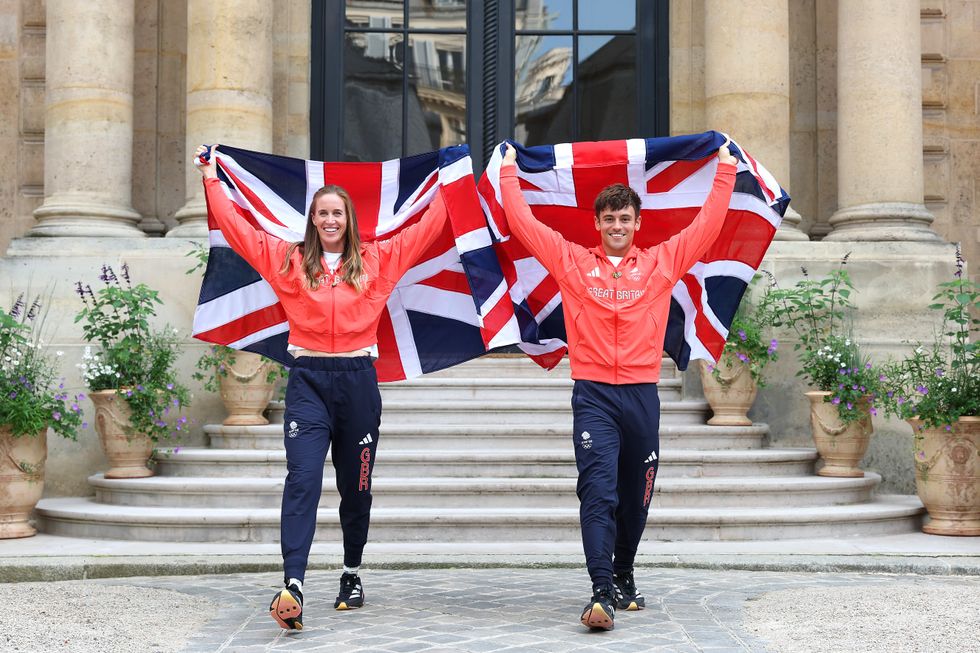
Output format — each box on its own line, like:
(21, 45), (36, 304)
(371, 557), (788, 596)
(343, 565), (359, 576)
(287, 577), (303, 593)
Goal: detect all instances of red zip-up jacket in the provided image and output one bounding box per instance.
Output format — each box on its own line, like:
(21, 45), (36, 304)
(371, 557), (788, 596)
(500, 162), (737, 384)
(203, 177), (449, 353)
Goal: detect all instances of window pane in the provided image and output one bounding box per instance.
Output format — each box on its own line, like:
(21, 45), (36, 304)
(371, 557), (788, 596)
(407, 34), (467, 154)
(516, 0), (573, 31)
(409, 0), (467, 30)
(515, 35), (573, 145)
(577, 0), (634, 30)
(346, 1), (404, 30)
(344, 32), (404, 161)
(578, 35), (636, 141)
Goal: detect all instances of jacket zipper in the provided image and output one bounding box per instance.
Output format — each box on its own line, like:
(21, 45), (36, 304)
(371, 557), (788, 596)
(612, 257), (619, 385)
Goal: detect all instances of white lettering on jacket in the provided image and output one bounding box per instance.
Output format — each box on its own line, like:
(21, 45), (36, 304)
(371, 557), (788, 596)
(587, 287), (645, 301)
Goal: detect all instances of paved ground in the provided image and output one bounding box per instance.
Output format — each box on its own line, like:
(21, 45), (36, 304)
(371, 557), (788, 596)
(3, 568), (979, 653)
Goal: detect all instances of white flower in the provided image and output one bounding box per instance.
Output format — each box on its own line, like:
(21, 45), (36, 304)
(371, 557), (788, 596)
(56, 350), (64, 357)
(840, 362), (846, 367)
(952, 388), (957, 392)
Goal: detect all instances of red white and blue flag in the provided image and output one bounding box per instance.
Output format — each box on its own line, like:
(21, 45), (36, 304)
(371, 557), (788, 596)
(477, 131), (789, 371)
(191, 144), (500, 382)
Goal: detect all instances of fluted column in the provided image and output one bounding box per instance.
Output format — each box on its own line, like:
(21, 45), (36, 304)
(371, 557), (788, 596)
(704, 0), (808, 241)
(825, 0), (938, 241)
(30, 0), (143, 237)
(168, 0), (274, 238)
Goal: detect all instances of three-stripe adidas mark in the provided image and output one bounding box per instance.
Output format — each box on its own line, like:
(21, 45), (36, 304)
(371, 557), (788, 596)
(358, 434), (374, 446)
(644, 451), (658, 464)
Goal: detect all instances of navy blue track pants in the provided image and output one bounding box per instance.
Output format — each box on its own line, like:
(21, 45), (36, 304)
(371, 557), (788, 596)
(280, 356), (381, 582)
(571, 380), (661, 587)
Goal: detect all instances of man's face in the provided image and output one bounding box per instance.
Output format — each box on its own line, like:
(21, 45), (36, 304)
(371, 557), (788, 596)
(595, 205), (640, 256)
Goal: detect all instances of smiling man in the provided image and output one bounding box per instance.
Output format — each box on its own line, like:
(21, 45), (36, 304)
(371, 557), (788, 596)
(499, 141), (737, 631)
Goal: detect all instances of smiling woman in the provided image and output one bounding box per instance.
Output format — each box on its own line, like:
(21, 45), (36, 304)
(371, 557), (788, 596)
(194, 144), (450, 629)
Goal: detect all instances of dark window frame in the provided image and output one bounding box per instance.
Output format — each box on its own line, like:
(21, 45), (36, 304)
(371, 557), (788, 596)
(311, 0), (668, 170)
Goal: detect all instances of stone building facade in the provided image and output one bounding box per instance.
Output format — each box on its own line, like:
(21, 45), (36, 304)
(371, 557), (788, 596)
(0, 0), (976, 497)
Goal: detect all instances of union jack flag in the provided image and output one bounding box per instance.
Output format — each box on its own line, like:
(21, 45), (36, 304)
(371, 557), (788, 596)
(476, 131), (789, 371)
(192, 144), (498, 382)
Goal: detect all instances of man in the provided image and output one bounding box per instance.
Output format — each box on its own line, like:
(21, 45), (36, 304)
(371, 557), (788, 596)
(499, 140), (737, 630)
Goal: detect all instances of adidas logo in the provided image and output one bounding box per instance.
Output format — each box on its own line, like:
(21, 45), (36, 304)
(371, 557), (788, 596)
(586, 267), (601, 278)
(358, 433), (374, 446)
(287, 421), (300, 439)
(628, 266), (642, 281)
(644, 450), (658, 463)
(580, 431), (592, 450)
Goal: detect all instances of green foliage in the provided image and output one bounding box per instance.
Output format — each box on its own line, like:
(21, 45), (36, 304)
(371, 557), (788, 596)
(0, 292), (85, 439)
(74, 264), (190, 442)
(769, 254), (882, 424)
(880, 247), (979, 431)
(192, 345), (287, 393)
(711, 274), (779, 387)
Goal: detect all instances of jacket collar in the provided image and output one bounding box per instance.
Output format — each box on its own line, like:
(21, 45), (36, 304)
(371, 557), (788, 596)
(591, 243), (639, 263)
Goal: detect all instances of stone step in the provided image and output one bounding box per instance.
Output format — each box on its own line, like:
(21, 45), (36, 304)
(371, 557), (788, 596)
(154, 447), (816, 479)
(379, 400), (707, 426)
(204, 422), (767, 451)
(89, 473), (879, 509)
(35, 495), (924, 542)
(373, 377), (683, 403)
(424, 356), (683, 380)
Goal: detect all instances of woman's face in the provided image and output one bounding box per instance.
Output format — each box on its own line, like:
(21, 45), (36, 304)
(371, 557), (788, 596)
(311, 193), (348, 253)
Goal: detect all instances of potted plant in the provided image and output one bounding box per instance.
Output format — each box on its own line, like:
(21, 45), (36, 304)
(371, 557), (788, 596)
(880, 248), (979, 535)
(186, 243), (285, 426)
(700, 274), (779, 425)
(75, 264), (190, 478)
(1, 293), (85, 538)
(771, 255), (883, 477)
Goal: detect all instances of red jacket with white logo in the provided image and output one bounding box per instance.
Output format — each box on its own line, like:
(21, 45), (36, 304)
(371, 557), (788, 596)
(203, 177), (448, 353)
(499, 162), (737, 384)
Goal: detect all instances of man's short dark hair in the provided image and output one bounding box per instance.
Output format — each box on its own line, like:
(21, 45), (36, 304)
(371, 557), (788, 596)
(594, 184), (641, 218)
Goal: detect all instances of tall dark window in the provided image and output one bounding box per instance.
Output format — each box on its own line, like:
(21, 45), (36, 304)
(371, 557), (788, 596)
(312, 0), (668, 169)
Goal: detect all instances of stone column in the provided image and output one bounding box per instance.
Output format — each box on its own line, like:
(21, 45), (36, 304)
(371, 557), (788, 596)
(168, 0), (274, 238)
(704, 0), (808, 241)
(825, 0), (938, 241)
(30, 0), (143, 237)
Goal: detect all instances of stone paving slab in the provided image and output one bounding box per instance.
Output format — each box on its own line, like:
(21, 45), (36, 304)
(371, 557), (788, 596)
(22, 567), (975, 653)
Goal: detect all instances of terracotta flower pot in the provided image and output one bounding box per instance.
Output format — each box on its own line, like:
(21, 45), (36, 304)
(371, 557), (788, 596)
(805, 390), (872, 478)
(218, 351), (277, 426)
(0, 425), (47, 538)
(90, 390), (154, 479)
(700, 357), (757, 426)
(908, 416), (980, 536)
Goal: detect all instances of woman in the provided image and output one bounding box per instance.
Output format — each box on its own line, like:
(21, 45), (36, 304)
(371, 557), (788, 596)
(195, 145), (449, 630)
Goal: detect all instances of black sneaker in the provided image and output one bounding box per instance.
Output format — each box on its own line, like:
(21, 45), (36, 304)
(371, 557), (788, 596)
(270, 582), (304, 630)
(334, 572), (364, 610)
(613, 571), (645, 610)
(580, 584), (616, 630)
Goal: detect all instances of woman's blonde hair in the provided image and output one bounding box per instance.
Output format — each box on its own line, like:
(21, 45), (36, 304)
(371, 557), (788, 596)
(280, 185), (364, 292)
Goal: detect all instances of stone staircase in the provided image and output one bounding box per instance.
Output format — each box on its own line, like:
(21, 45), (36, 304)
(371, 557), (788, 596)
(36, 356), (924, 543)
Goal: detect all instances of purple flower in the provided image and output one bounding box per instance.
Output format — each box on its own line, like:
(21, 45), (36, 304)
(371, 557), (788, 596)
(125, 390), (133, 397)
(935, 369), (945, 378)
(897, 396), (906, 405)
(7, 391), (16, 399)
(71, 403), (80, 412)
(865, 362), (872, 370)
(838, 384), (845, 390)
(166, 383), (174, 390)
(832, 397), (841, 405)
(916, 385), (929, 395)
(860, 386), (866, 392)
(886, 391), (894, 398)
(78, 393), (86, 400)
(737, 353), (749, 363)
(852, 385), (859, 390)
(879, 374), (886, 382)
(81, 422), (88, 429)
(52, 411), (61, 421)
(944, 425), (952, 432)
(768, 339), (778, 354)
(846, 402), (853, 410)
(738, 330), (747, 342)
(917, 451), (926, 460)
(870, 407), (878, 416)
(136, 384), (144, 392)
